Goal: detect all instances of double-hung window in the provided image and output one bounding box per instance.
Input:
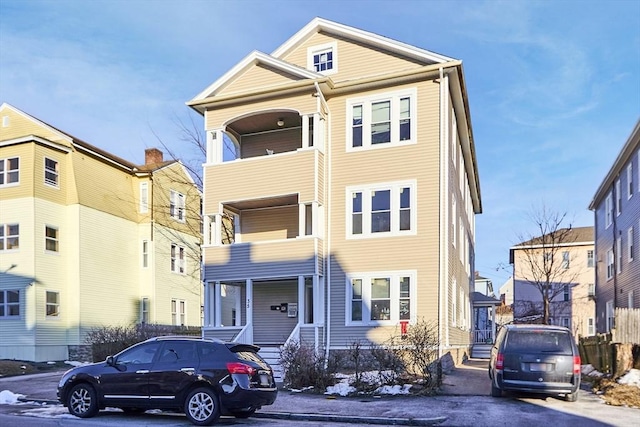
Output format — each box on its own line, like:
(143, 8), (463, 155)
(347, 89), (416, 150)
(0, 157), (19, 186)
(617, 238), (622, 274)
(347, 272), (415, 325)
(140, 182), (149, 213)
(615, 179), (622, 215)
(347, 181), (416, 238)
(628, 227), (634, 262)
(0, 290), (20, 317)
(587, 250), (594, 268)
(171, 299), (186, 326)
(44, 158), (59, 187)
(605, 193), (613, 228)
(628, 164), (634, 199)
(46, 291), (60, 317)
(562, 251), (570, 269)
(0, 223), (19, 251)
(171, 243), (185, 274)
(170, 190), (185, 222)
(45, 226), (59, 252)
(606, 248), (614, 279)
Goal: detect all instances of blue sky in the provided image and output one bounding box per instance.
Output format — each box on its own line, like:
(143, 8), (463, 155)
(1, 0), (639, 290)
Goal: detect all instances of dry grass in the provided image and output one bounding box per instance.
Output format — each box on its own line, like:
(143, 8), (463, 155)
(590, 377), (640, 408)
(0, 360), (69, 378)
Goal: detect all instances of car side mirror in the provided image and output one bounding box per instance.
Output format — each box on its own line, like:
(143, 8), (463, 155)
(106, 356), (115, 366)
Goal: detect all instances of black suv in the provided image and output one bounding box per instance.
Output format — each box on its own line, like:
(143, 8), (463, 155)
(488, 324), (581, 402)
(57, 336), (277, 425)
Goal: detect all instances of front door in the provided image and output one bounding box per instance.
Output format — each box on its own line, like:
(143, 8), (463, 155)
(252, 280), (298, 344)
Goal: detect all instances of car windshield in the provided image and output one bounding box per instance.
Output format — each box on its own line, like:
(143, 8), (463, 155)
(505, 330), (573, 354)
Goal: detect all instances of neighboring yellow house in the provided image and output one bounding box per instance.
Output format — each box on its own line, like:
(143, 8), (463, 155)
(0, 103), (202, 362)
(188, 18), (482, 366)
(510, 226), (596, 338)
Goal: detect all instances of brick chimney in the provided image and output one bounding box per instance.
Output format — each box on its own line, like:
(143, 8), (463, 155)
(145, 148), (163, 165)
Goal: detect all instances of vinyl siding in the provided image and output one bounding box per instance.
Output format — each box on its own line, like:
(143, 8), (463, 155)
(0, 141), (35, 200)
(241, 128), (301, 158)
(217, 63), (305, 98)
(326, 81), (442, 347)
(33, 143), (68, 206)
(280, 32), (424, 84)
(0, 107), (72, 146)
(242, 206), (299, 242)
(252, 281), (298, 344)
(152, 163), (201, 236)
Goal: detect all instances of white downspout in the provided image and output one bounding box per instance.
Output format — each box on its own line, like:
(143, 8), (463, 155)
(439, 67), (450, 358)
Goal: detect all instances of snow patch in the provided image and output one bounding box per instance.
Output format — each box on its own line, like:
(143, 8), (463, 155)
(0, 390), (25, 404)
(617, 369), (640, 388)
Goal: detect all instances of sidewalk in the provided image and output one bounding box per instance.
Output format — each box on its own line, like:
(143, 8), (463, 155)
(0, 358), (491, 425)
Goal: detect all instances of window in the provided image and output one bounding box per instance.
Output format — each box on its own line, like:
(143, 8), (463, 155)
(587, 250), (594, 268)
(617, 238), (622, 274)
(588, 318), (595, 336)
(606, 248), (614, 279)
(44, 158), (59, 187)
(140, 182), (149, 213)
(142, 240), (149, 268)
(2, 115), (9, 127)
(346, 272), (415, 325)
(561, 317), (570, 328)
(626, 227), (634, 263)
(451, 279), (457, 326)
(452, 198), (457, 247)
(629, 291), (635, 309)
(347, 89), (417, 150)
(0, 290), (20, 317)
(45, 226), (59, 252)
(347, 182), (416, 238)
(588, 283), (595, 297)
(0, 157), (19, 186)
(628, 164), (634, 199)
(562, 251), (570, 269)
(171, 299), (186, 326)
(170, 190), (185, 221)
(308, 42), (337, 74)
(563, 284), (570, 301)
(615, 179), (621, 215)
(140, 297), (150, 323)
(606, 300), (614, 331)
(46, 291), (59, 317)
(605, 192), (613, 228)
(0, 223), (19, 250)
(171, 244), (185, 274)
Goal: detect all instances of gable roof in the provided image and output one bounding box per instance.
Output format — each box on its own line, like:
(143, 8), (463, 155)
(272, 17), (455, 64)
(511, 226), (594, 249)
(589, 119), (640, 209)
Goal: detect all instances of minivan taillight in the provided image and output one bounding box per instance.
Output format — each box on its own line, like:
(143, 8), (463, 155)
(227, 362), (255, 376)
(573, 356), (581, 375)
(496, 353), (504, 371)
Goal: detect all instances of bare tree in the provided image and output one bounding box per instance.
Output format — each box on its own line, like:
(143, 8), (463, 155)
(512, 206), (583, 325)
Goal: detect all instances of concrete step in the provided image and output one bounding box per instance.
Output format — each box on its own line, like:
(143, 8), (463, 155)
(259, 346), (283, 383)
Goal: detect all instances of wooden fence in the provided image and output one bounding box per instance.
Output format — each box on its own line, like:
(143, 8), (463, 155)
(611, 308), (640, 344)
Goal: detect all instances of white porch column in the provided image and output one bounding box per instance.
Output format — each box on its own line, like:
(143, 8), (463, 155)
(214, 281), (221, 327)
(245, 279), (253, 343)
(298, 276), (305, 326)
(314, 275), (324, 324)
(313, 113), (323, 150)
(214, 214), (222, 245)
(302, 115), (310, 148)
(298, 203), (306, 238)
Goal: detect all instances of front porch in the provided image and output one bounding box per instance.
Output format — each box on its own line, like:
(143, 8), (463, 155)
(470, 292), (502, 359)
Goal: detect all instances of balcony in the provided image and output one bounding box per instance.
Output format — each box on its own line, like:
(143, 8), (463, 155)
(203, 237), (324, 281)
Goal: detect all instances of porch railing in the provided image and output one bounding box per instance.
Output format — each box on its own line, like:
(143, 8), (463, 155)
(233, 323), (253, 344)
(473, 329), (494, 344)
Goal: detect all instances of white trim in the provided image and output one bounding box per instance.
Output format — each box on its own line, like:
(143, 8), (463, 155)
(307, 41), (337, 75)
(0, 155), (20, 188)
(346, 180), (417, 239)
(43, 156), (59, 189)
(628, 227), (634, 263)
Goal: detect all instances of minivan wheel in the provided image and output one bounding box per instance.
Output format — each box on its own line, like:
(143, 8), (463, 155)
(565, 391), (579, 402)
(490, 383), (503, 397)
(67, 383), (99, 418)
(184, 387), (220, 426)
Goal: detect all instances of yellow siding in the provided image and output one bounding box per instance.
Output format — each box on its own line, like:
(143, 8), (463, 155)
(205, 91), (317, 130)
(152, 163), (201, 237)
(242, 128), (301, 158)
(0, 141), (35, 200)
(280, 32), (425, 84)
(242, 206), (299, 242)
(217, 63), (305, 98)
(0, 106), (72, 147)
(33, 144), (68, 206)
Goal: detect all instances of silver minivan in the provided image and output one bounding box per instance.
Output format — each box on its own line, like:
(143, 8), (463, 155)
(488, 324), (581, 402)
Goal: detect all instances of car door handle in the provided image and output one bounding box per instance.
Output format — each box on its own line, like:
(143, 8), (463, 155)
(180, 368), (195, 373)
(136, 370), (149, 374)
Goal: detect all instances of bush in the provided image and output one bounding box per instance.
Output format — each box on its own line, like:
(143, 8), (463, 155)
(86, 323), (200, 361)
(279, 341), (337, 390)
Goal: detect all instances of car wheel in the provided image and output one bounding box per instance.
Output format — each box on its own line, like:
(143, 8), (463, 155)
(565, 391), (579, 402)
(490, 382), (503, 397)
(230, 408), (256, 418)
(67, 383), (99, 418)
(184, 387), (220, 426)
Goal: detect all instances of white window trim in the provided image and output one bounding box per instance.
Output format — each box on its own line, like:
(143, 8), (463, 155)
(44, 157), (59, 188)
(170, 190), (186, 222)
(171, 298), (187, 326)
(617, 238), (622, 274)
(171, 243), (186, 274)
(346, 88), (418, 151)
(0, 289), (20, 318)
(605, 193), (613, 228)
(0, 223), (19, 252)
(606, 248), (614, 280)
(615, 179), (622, 216)
(628, 227), (634, 263)
(142, 240), (149, 268)
(44, 225), (59, 253)
(451, 278), (457, 326)
(45, 290), (60, 318)
(307, 41), (337, 75)
(627, 163), (633, 199)
(0, 156), (20, 188)
(346, 180), (417, 239)
(140, 182), (149, 213)
(345, 271), (416, 326)
(452, 198), (457, 247)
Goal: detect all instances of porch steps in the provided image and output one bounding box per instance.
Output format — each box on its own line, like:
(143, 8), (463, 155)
(471, 344), (492, 359)
(258, 346), (284, 384)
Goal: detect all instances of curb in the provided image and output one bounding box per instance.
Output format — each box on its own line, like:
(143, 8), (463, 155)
(255, 411), (447, 426)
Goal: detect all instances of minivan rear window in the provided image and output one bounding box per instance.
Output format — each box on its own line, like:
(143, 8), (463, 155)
(505, 330), (573, 354)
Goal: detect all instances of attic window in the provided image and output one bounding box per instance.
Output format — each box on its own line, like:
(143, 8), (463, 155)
(308, 42), (337, 75)
(2, 116), (9, 127)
